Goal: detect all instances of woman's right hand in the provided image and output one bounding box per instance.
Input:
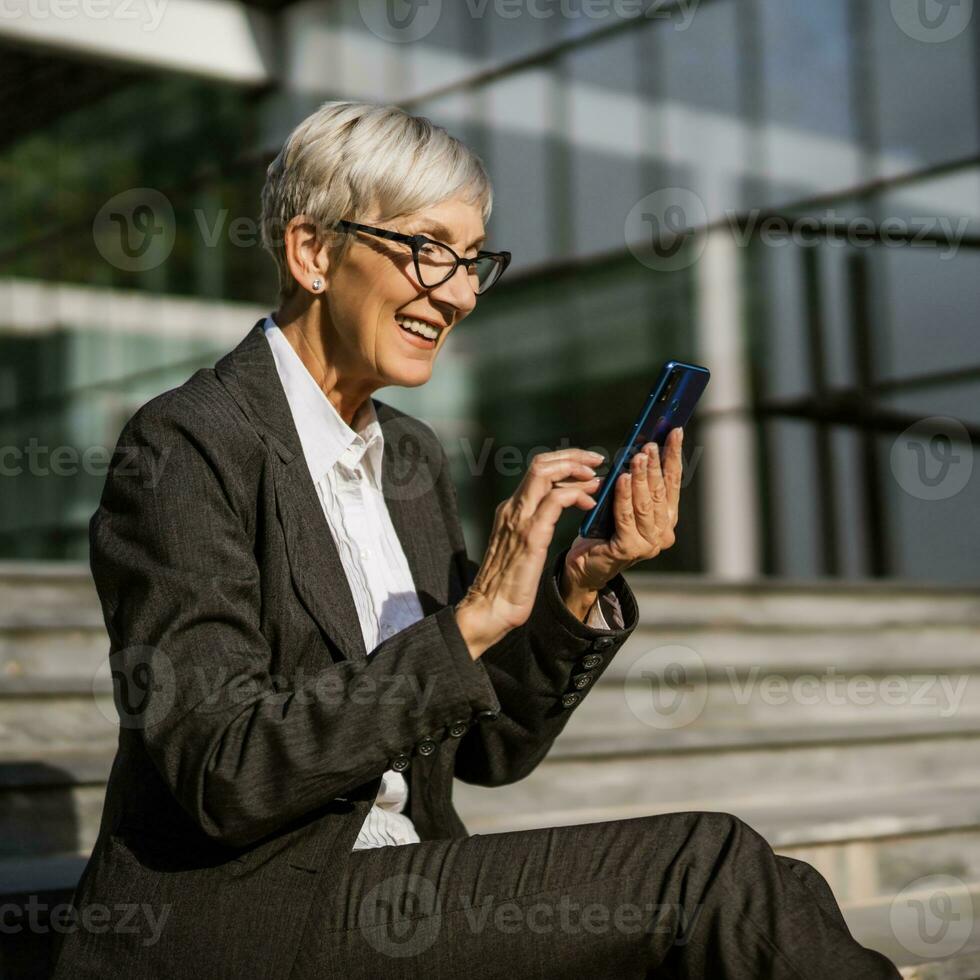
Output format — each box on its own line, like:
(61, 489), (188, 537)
(454, 448), (605, 660)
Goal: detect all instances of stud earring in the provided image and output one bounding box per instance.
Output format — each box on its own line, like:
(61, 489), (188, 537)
(311, 278), (323, 291)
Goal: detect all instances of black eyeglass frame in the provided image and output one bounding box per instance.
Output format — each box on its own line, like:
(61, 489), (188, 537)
(332, 219), (512, 294)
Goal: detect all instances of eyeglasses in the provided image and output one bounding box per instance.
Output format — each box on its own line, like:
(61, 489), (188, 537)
(332, 219), (512, 295)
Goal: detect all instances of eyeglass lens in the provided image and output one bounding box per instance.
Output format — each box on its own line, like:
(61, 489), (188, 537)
(417, 241), (503, 293)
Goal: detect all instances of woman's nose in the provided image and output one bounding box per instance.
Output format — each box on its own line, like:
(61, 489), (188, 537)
(427, 263), (479, 314)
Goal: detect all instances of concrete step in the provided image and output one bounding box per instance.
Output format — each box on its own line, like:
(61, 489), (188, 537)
(898, 951), (980, 980)
(3, 561), (978, 624)
(845, 880), (980, 979)
(626, 575), (980, 629)
(454, 720), (980, 832)
(609, 623), (980, 674)
(3, 618), (978, 682)
(0, 678), (119, 755)
(0, 632), (107, 681)
(0, 562), (101, 622)
(566, 671), (980, 734)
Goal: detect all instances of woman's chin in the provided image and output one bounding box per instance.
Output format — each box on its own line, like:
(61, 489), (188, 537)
(384, 357), (433, 388)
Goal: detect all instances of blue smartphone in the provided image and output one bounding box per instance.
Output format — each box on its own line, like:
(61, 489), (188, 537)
(579, 360), (710, 540)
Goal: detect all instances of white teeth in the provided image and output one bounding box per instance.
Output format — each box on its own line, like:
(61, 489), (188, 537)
(395, 316), (439, 340)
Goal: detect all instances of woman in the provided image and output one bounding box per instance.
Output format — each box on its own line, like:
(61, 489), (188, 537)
(53, 101), (900, 979)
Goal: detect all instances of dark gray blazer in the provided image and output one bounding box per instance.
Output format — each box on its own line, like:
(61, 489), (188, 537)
(51, 319), (639, 979)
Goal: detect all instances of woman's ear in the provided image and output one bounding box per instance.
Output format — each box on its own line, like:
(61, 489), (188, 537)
(283, 214), (334, 294)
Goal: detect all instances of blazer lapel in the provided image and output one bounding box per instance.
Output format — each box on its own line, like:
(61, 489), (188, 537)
(213, 320), (452, 663)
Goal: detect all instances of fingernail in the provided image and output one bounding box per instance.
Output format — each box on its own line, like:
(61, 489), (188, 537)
(583, 465), (597, 476)
(587, 450), (605, 461)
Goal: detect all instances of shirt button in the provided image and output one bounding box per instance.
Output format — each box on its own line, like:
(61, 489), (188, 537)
(353, 467), (363, 480)
(360, 547), (371, 560)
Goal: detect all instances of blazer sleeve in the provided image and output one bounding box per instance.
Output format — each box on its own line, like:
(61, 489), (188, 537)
(433, 445), (640, 788)
(89, 401), (503, 849)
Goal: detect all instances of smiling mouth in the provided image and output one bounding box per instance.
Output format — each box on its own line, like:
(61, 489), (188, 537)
(394, 314), (442, 349)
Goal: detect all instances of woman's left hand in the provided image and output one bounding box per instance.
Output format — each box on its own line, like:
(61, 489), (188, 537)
(562, 427), (684, 594)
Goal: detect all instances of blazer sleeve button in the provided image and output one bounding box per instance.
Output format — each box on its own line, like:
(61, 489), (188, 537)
(475, 709), (499, 722)
(560, 692), (581, 708)
(592, 636), (615, 651)
(448, 720), (469, 737)
(581, 653), (602, 669)
(417, 737), (437, 756)
(391, 754), (411, 771)
(572, 672), (593, 690)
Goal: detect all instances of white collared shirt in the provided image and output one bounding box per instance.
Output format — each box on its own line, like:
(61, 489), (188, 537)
(262, 313), (618, 851)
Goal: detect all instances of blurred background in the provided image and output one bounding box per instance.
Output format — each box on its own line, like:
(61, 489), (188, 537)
(1, 1), (978, 977)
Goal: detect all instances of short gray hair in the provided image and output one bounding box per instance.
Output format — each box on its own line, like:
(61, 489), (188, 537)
(260, 100), (494, 304)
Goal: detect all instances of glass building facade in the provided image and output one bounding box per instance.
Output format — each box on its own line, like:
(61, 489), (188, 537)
(1, 0), (977, 581)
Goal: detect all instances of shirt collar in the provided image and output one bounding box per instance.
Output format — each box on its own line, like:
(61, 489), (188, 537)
(262, 315), (384, 486)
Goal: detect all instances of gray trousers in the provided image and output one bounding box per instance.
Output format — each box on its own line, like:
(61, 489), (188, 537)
(290, 810), (902, 979)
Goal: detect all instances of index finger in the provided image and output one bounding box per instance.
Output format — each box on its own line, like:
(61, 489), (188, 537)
(519, 448), (606, 511)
